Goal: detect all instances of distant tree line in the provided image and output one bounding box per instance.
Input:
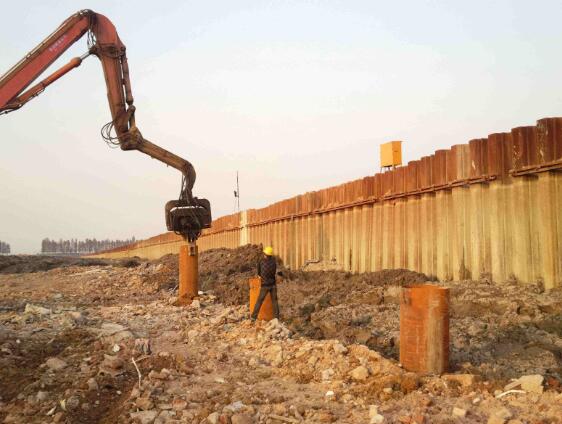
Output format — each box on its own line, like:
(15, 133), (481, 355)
(41, 237), (136, 254)
(0, 241), (10, 254)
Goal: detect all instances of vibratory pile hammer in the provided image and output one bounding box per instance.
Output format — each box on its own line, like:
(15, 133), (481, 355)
(0, 10), (211, 301)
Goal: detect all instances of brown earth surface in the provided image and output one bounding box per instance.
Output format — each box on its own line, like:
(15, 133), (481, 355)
(0, 255), (140, 275)
(0, 245), (560, 423)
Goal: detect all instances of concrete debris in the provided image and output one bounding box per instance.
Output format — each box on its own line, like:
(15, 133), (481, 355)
(86, 377), (99, 391)
(130, 410), (158, 424)
(135, 397), (154, 410)
(268, 414), (299, 423)
(369, 405), (385, 424)
(486, 407), (515, 424)
(452, 407), (467, 418)
(443, 373), (477, 388)
(102, 354), (123, 369)
(333, 342), (348, 355)
(207, 412), (220, 424)
(35, 391), (49, 402)
(321, 368), (334, 381)
(349, 365), (369, 381)
(503, 374), (545, 394)
(0, 246), (560, 423)
(24, 303), (51, 315)
(231, 414), (254, 424)
(45, 357), (67, 370)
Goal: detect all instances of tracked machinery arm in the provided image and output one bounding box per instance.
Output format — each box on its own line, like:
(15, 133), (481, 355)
(0, 9), (211, 242)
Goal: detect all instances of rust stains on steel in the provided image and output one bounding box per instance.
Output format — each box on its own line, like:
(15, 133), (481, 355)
(400, 285), (450, 374)
(244, 116), (562, 228)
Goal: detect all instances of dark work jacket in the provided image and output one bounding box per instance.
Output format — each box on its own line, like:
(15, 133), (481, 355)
(257, 256), (277, 286)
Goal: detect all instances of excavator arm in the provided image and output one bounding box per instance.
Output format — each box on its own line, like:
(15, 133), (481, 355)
(0, 9), (211, 242)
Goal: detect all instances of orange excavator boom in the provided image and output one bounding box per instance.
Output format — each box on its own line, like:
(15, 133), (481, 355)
(0, 10), (211, 242)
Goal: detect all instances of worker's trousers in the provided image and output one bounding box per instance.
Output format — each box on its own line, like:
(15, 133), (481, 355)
(251, 284), (280, 320)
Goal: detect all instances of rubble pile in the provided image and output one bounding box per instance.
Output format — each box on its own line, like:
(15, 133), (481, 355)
(0, 247), (561, 423)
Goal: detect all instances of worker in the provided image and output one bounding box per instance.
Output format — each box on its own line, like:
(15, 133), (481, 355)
(251, 246), (280, 321)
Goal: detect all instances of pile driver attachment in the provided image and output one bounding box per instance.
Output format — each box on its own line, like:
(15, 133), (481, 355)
(165, 198), (212, 242)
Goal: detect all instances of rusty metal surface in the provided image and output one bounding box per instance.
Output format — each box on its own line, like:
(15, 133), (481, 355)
(406, 161), (419, 192)
(400, 285), (450, 374)
(433, 150), (447, 186)
(243, 117), (562, 227)
(512, 126), (535, 169)
(395, 167), (406, 194)
(419, 156), (431, 188)
(178, 243), (198, 305)
(450, 145), (463, 181)
(249, 277), (273, 321)
(445, 150), (456, 183)
(487, 133), (504, 177)
(537, 118), (562, 164)
(469, 139), (485, 178)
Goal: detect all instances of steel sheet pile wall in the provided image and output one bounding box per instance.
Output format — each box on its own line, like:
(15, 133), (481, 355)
(198, 212), (241, 251)
(245, 117), (562, 288)
(91, 117), (561, 288)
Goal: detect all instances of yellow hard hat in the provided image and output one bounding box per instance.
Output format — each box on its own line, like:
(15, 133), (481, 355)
(263, 246), (273, 256)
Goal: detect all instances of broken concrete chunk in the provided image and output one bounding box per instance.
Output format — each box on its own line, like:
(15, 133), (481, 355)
(135, 397), (154, 411)
(333, 342), (348, 355)
(503, 374), (544, 394)
(148, 369), (168, 380)
(45, 357), (67, 371)
(231, 414), (254, 424)
(130, 410), (157, 424)
(443, 373), (477, 388)
(172, 398), (187, 411)
(322, 368), (335, 381)
(487, 407), (513, 424)
(207, 412), (220, 424)
(86, 378), (99, 391)
(25, 303), (51, 315)
(101, 322), (126, 333)
(349, 365), (369, 381)
(36, 391), (49, 402)
(369, 406), (385, 424)
(224, 400), (245, 413)
(519, 374), (544, 394)
(102, 354), (124, 370)
(452, 407), (467, 418)
(98, 322), (134, 344)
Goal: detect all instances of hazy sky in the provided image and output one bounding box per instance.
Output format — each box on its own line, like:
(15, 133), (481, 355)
(2, 0), (562, 253)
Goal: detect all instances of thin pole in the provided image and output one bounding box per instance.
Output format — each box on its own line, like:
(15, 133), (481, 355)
(236, 171), (240, 211)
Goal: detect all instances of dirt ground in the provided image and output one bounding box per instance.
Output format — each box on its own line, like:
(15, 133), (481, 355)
(0, 255), (139, 275)
(0, 246), (561, 423)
